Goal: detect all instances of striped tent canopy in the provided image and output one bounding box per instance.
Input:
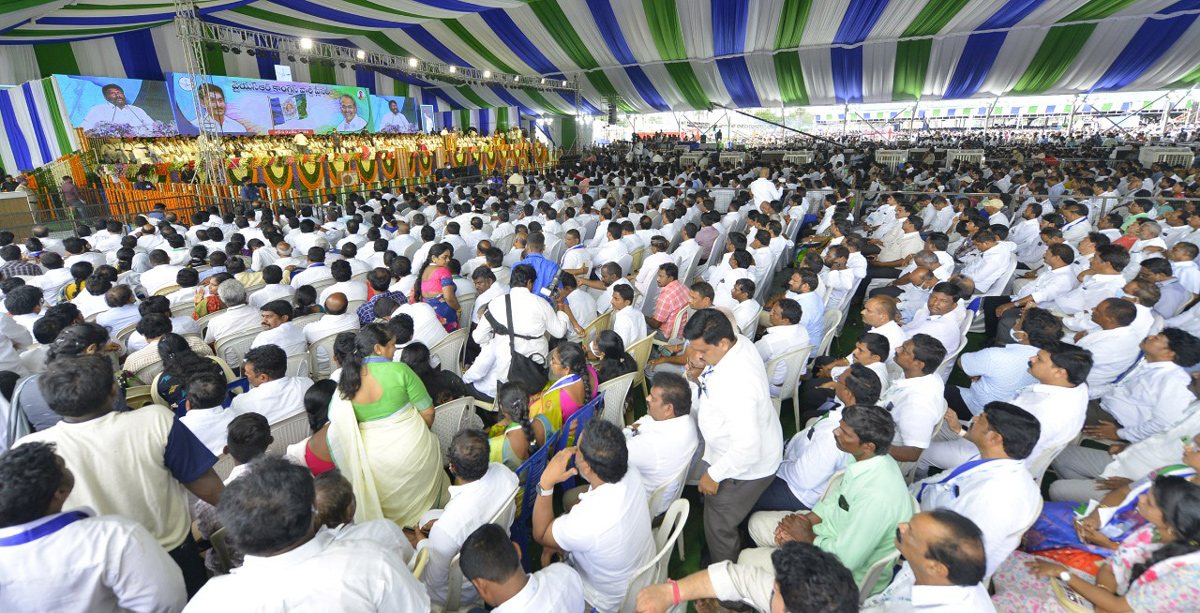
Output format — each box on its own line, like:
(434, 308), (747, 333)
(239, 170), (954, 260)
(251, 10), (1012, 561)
(3, 0), (1200, 114)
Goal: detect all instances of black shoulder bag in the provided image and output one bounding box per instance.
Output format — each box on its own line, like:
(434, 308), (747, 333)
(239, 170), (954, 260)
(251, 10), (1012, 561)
(484, 294), (548, 394)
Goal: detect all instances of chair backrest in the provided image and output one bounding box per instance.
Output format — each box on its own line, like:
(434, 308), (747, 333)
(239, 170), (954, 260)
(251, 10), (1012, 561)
(268, 412), (311, 455)
(411, 547), (431, 579)
(596, 371), (637, 427)
(616, 253), (634, 277)
(195, 310), (224, 339)
(125, 385), (153, 409)
(209, 527), (234, 574)
(629, 247), (645, 272)
(430, 397), (475, 464)
(114, 322), (139, 346)
(982, 253), (1019, 296)
(170, 302), (194, 318)
(134, 361), (166, 386)
(345, 299), (366, 315)
(443, 483), (520, 612)
(510, 438), (555, 570)
(767, 345), (815, 404)
(815, 324), (839, 359)
(1028, 442), (1069, 486)
(638, 278), (661, 318)
(208, 355), (238, 385)
(457, 294), (476, 326)
(429, 328), (469, 377)
(153, 284), (181, 296)
(214, 328), (261, 369)
(739, 305), (763, 338)
(857, 549), (902, 602)
(494, 232), (516, 254)
(618, 498), (691, 613)
(212, 453), (237, 481)
(350, 271), (368, 285)
(289, 312), (323, 330)
(308, 277), (336, 293)
(286, 353), (311, 378)
(307, 332), (342, 379)
(627, 333), (656, 387)
(580, 310), (613, 343)
(401, 242), (422, 261)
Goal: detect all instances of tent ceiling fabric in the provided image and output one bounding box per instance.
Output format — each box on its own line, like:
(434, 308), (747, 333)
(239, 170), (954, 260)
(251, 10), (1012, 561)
(4, 0), (1200, 114)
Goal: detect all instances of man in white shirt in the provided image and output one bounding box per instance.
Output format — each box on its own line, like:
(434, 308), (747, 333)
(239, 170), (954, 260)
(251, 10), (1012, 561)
(685, 308), (783, 566)
(749, 169), (782, 209)
(912, 401), (1042, 580)
(93, 285), (140, 337)
(951, 307), (1059, 419)
(178, 373), (243, 456)
(556, 273), (599, 343)
(71, 274), (112, 321)
(251, 300), (307, 356)
(317, 260), (367, 304)
(302, 293), (360, 372)
(1074, 298), (1142, 398)
(0, 441), (188, 613)
(79, 83), (154, 132)
(290, 248), (334, 289)
(461, 524), (585, 613)
(186, 456), (430, 611)
(247, 265), (296, 309)
(1082, 328), (1200, 444)
(391, 303), (448, 352)
(412, 430), (518, 607)
(903, 282), (965, 358)
(958, 230), (1013, 295)
(625, 373), (699, 517)
(760, 364), (881, 512)
(1042, 245), (1129, 316)
(230, 345), (314, 424)
(472, 264), (567, 369)
(754, 298), (809, 395)
(881, 335), (947, 464)
(983, 243), (1077, 342)
(139, 250), (182, 295)
(919, 341), (1092, 477)
(334, 95), (368, 132)
(634, 236), (673, 298)
(610, 284), (648, 349)
(532, 420), (655, 612)
(202, 280), (260, 351)
(861, 511), (995, 613)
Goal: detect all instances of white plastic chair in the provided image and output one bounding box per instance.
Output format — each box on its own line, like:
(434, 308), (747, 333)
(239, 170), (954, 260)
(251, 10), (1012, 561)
(738, 305), (763, 338)
(596, 371), (636, 427)
(858, 549), (902, 602)
(212, 453), (237, 481)
(214, 328), (261, 370)
(441, 485), (519, 612)
(267, 412), (310, 455)
(307, 332), (342, 380)
(289, 312), (323, 331)
(618, 498), (690, 613)
(627, 333), (657, 395)
(286, 353), (311, 378)
(429, 328), (469, 377)
(430, 397), (476, 465)
(767, 345), (816, 430)
(615, 253), (634, 277)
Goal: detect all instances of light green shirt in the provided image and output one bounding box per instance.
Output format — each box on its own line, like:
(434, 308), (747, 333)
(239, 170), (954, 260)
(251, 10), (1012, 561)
(811, 453), (913, 595)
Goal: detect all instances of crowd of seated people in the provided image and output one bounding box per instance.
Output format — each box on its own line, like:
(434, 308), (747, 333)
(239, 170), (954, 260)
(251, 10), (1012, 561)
(2, 137), (1200, 612)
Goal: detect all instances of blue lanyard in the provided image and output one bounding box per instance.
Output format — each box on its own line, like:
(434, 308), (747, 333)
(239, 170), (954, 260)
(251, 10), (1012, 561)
(916, 458), (994, 503)
(0, 511), (88, 547)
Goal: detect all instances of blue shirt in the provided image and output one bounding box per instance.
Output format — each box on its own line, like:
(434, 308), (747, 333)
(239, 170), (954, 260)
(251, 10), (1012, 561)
(514, 253), (559, 299)
(198, 266), (227, 282)
(958, 343), (1039, 416)
(793, 290), (826, 345)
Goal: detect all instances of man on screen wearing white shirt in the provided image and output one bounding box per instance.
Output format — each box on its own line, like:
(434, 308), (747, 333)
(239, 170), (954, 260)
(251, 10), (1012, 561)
(335, 95), (367, 133)
(376, 99), (414, 132)
(79, 83), (154, 133)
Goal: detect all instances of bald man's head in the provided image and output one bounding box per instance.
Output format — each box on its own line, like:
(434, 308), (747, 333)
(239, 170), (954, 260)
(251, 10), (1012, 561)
(911, 267), (934, 288)
(325, 292), (348, 315)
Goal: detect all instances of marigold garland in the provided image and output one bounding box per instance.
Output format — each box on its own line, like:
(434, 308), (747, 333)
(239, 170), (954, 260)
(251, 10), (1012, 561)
(412, 152), (433, 176)
(297, 162), (324, 191)
(380, 156), (397, 180)
(263, 162), (292, 190)
(356, 159), (377, 184)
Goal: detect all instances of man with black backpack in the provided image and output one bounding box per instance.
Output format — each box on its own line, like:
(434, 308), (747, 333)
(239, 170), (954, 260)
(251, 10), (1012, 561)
(470, 263), (568, 397)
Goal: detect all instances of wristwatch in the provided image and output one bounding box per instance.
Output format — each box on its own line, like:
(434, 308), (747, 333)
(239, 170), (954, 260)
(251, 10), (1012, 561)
(1059, 570), (1072, 583)
(538, 484), (554, 497)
